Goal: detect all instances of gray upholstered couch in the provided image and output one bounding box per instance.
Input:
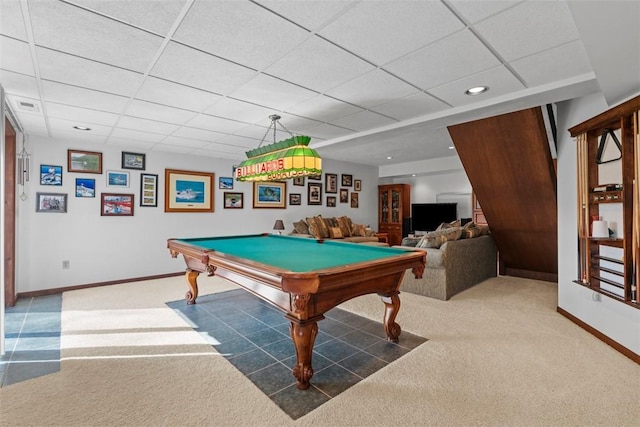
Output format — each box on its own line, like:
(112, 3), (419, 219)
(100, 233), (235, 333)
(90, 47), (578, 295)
(396, 234), (497, 300)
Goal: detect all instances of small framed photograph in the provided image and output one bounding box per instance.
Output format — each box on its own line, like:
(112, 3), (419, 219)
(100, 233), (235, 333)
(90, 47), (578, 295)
(121, 152), (146, 170)
(68, 149), (102, 174)
(101, 193), (134, 216)
(219, 177), (234, 189)
(75, 178), (95, 198)
(341, 174), (353, 187)
(253, 181), (286, 208)
(350, 192), (359, 208)
(36, 192), (67, 213)
(340, 188), (349, 203)
(106, 170), (130, 187)
(325, 173), (337, 194)
(308, 182), (322, 205)
(165, 169), (214, 213)
(289, 193), (301, 206)
(140, 173), (158, 207)
(223, 192), (243, 209)
(326, 196), (336, 207)
(293, 177), (305, 186)
(40, 164), (63, 185)
(354, 179), (362, 191)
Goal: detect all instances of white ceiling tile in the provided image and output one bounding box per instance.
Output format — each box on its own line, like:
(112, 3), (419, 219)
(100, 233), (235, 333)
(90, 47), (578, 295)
(385, 29), (500, 90)
(428, 66), (526, 107)
(325, 69), (418, 108)
(192, 146), (244, 160)
(331, 110), (398, 132)
(303, 123), (353, 140)
(125, 99), (197, 125)
(68, 0), (188, 36)
(174, 1), (311, 70)
(49, 129), (107, 145)
(158, 136), (210, 149)
(474, 1), (580, 62)
(135, 76), (222, 112)
(203, 98), (276, 125)
(16, 113), (48, 136)
(448, 0), (523, 24)
(215, 134), (261, 149)
(47, 116), (113, 136)
(29, 0), (164, 72)
(232, 124), (281, 141)
(511, 41), (594, 88)
(150, 142), (200, 154)
(318, 1), (464, 65)
(284, 95), (363, 123)
(110, 127), (167, 143)
(264, 36), (375, 93)
(172, 127), (228, 143)
(254, 1), (356, 32)
(0, 37), (34, 75)
(106, 138), (155, 151)
(230, 74), (318, 111)
(45, 102), (120, 127)
(151, 42), (258, 95)
(0, 70), (40, 99)
(273, 115), (323, 134)
(37, 48), (143, 96)
(0, 0), (28, 40)
(198, 142), (246, 156)
(117, 116), (181, 135)
(370, 92), (450, 121)
(42, 81), (129, 113)
(185, 114), (250, 134)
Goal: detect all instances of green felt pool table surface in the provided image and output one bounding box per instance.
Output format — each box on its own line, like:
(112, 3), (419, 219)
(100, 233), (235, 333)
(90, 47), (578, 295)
(171, 234), (412, 272)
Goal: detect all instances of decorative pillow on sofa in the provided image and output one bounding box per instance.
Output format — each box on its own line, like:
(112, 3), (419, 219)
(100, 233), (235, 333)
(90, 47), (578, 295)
(328, 227), (344, 239)
(306, 216), (329, 238)
(336, 216), (352, 237)
(322, 216), (339, 230)
(461, 221), (482, 239)
(351, 223), (367, 236)
(436, 219), (461, 230)
(416, 227), (463, 249)
(292, 220), (309, 235)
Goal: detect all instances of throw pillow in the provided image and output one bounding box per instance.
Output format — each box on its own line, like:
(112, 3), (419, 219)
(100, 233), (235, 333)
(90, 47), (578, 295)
(351, 223), (366, 236)
(336, 216), (352, 237)
(307, 222), (323, 239)
(436, 219), (462, 231)
(306, 216), (329, 238)
(323, 216), (338, 229)
(328, 227), (344, 239)
(416, 227), (463, 249)
(292, 220), (309, 235)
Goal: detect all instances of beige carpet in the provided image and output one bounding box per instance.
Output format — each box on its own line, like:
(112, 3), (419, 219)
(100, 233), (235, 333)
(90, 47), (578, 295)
(1, 275), (638, 426)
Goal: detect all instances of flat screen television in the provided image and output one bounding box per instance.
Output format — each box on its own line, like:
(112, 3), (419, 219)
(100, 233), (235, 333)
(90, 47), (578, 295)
(411, 203), (457, 233)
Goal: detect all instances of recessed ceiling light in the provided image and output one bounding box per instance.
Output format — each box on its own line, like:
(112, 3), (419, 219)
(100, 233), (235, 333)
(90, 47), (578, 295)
(386, 156), (393, 160)
(73, 126), (91, 131)
(449, 146), (455, 150)
(465, 86), (488, 96)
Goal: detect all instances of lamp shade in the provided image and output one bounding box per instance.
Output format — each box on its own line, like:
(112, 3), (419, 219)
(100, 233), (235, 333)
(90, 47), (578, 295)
(273, 219), (285, 234)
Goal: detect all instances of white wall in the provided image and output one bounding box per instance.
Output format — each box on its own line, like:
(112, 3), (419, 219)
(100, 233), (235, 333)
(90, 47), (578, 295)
(16, 136), (379, 293)
(556, 91), (640, 356)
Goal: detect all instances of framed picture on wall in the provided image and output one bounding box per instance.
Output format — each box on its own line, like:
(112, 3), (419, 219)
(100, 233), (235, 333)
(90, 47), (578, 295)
(40, 164), (62, 185)
(326, 196), (336, 207)
(224, 192), (243, 209)
(341, 174), (353, 186)
(293, 177), (305, 186)
(350, 192), (359, 208)
(121, 152), (146, 170)
(289, 193), (301, 205)
(340, 188), (349, 203)
(219, 177), (233, 189)
(140, 173), (158, 207)
(36, 192), (67, 213)
(325, 173), (337, 193)
(106, 170), (130, 187)
(354, 179), (361, 191)
(308, 182), (322, 205)
(253, 181), (286, 208)
(67, 149), (102, 174)
(101, 193), (134, 216)
(75, 178), (95, 198)
(164, 168), (214, 213)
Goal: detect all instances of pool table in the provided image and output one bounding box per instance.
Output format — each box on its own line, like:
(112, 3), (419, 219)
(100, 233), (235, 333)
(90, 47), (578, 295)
(167, 234), (425, 390)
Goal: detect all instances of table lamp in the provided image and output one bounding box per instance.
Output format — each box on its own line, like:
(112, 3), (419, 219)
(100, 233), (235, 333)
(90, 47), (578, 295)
(273, 219), (285, 235)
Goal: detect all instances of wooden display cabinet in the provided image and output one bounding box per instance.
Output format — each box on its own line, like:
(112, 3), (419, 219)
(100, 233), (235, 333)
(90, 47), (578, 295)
(378, 184), (410, 246)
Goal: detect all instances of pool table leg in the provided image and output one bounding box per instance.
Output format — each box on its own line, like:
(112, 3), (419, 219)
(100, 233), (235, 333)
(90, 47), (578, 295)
(288, 317), (319, 390)
(184, 269), (200, 305)
(380, 292), (401, 342)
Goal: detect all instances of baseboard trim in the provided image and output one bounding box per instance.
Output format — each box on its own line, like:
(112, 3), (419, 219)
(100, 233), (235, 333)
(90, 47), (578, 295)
(505, 268), (558, 283)
(16, 272), (184, 299)
(557, 306), (639, 364)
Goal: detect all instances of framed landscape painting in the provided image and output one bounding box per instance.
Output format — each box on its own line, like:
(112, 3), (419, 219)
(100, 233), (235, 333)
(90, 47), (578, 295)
(164, 168), (214, 213)
(106, 170), (129, 187)
(121, 152), (145, 170)
(253, 182), (286, 208)
(75, 178), (95, 198)
(67, 149), (102, 174)
(101, 193), (134, 216)
(40, 164), (62, 185)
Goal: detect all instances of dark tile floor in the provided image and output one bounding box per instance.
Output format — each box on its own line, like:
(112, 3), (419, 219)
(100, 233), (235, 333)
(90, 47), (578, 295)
(168, 289), (427, 420)
(1, 294), (62, 387)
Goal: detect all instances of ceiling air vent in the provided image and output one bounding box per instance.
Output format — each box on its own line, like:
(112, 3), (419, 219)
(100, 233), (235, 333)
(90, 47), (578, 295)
(18, 100), (40, 112)
(10, 96), (42, 113)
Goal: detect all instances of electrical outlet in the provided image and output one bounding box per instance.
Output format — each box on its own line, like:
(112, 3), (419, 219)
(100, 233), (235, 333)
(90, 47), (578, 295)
(62, 260), (70, 269)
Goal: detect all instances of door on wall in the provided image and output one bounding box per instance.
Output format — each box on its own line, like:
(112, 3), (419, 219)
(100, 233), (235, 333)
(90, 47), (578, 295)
(4, 117), (16, 307)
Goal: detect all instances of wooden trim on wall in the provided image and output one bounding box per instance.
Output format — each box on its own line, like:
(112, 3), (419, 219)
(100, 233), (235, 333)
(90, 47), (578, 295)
(16, 272), (184, 299)
(557, 306), (639, 365)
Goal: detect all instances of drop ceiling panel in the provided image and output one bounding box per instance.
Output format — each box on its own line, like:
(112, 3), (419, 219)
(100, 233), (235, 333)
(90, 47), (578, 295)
(36, 48), (144, 96)
(16, 114), (48, 136)
(370, 92), (450, 121)
(448, 0), (523, 24)
(0, 71), (39, 99)
(254, 1), (357, 32)
(474, 1), (580, 62)
(325, 69), (419, 109)
(385, 29), (501, 90)
(111, 127), (167, 143)
(264, 36), (375, 93)
(45, 102), (120, 127)
(173, 1), (311, 71)
(48, 117), (112, 136)
(171, 126), (227, 143)
(428, 66), (526, 107)
(318, 1), (464, 65)
(158, 135), (210, 149)
(284, 94), (363, 123)
(202, 98), (275, 124)
(29, 0), (164, 73)
(510, 41), (594, 87)
(151, 142), (201, 154)
(330, 110), (397, 132)
(184, 114), (249, 134)
(304, 123), (353, 140)
(117, 116), (180, 135)
(0, 37), (34, 75)
(215, 134), (261, 149)
(135, 76), (222, 112)
(51, 130), (107, 145)
(230, 74), (318, 111)
(192, 146), (243, 160)
(150, 42), (258, 95)
(68, 0), (188, 36)
(0, 0), (27, 40)
(125, 99), (197, 125)
(41, 81), (129, 113)
(105, 137), (155, 151)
